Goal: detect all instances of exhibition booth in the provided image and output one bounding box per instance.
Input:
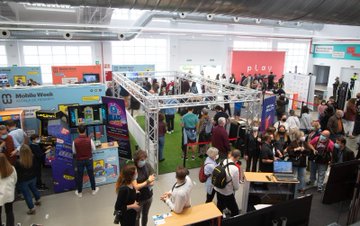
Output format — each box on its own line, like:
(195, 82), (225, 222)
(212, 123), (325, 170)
(0, 65), (132, 193)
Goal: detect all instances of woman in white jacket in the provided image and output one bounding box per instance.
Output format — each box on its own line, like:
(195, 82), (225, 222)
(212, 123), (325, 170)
(0, 153), (17, 226)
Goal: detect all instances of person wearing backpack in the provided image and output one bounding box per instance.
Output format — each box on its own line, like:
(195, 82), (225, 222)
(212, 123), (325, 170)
(203, 147), (219, 203)
(213, 149), (241, 217)
(308, 130), (334, 192)
(198, 108), (212, 158)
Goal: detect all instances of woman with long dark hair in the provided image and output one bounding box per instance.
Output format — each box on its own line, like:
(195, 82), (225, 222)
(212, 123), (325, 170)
(15, 145), (41, 215)
(114, 164), (140, 226)
(0, 153), (17, 226)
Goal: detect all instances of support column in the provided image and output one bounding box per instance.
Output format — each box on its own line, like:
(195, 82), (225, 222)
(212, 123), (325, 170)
(145, 108), (159, 175)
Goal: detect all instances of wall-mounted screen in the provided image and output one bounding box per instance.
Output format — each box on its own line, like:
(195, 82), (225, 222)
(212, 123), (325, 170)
(83, 73), (100, 83)
(68, 104), (107, 128)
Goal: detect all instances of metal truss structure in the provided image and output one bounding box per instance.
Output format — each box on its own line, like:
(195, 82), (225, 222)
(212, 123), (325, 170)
(112, 71), (262, 174)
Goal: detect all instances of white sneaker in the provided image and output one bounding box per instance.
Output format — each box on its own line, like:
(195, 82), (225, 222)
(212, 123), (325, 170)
(92, 187), (99, 195)
(75, 190), (82, 198)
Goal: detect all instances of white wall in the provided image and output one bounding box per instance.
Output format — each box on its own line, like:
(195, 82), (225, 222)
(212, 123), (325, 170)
(170, 37), (230, 74)
(310, 56), (360, 96)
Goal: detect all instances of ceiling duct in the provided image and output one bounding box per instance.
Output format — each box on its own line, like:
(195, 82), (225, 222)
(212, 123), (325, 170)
(6, 0), (360, 26)
(0, 11), (323, 40)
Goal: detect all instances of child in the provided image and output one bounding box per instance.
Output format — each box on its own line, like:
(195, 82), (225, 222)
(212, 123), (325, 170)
(29, 134), (49, 191)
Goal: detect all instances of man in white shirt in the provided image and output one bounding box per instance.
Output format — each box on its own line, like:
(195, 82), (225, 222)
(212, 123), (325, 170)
(286, 110), (300, 131)
(6, 120), (27, 152)
(214, 149), (241, 217)
(160, 166), (193, 214)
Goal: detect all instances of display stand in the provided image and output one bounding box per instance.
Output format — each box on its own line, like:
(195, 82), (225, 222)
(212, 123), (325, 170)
(111, 71), (262, 175)
(0, 109), (25, 129)
(284, 73), (316, 110)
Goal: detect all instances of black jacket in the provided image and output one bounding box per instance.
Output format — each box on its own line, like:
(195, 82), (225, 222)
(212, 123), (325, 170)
(259, 143), (274, 172)
(332, 147), (355, 164)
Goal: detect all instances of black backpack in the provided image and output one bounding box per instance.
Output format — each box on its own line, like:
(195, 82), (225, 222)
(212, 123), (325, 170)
(211, 160), (235, 189)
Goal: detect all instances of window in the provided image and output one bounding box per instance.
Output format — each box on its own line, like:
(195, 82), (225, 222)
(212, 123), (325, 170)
(277, 42), (309, 74)
(111, 9), (147, 20)
(112, 38), (168, 71)
(0, 45), (7, 66)
(233, 40), (272, 50)
(22, 44), (93, 84)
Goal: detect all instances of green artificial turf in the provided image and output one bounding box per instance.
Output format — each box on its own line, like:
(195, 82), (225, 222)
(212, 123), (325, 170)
(132, 114), (203, 174)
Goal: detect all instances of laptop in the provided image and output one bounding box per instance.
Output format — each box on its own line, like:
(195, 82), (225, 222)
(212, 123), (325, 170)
(273, 161), (297, 182)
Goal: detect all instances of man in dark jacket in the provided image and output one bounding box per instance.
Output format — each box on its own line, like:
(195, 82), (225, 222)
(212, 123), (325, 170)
(327, 110), (344, 141)
(332, 136), (355, 163)
(259, 133), (276, 172)
(276, 94), (289, 120)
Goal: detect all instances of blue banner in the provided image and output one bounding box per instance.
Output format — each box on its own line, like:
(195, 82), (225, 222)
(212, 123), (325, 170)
(0, 84), (105, 135)
(48, 121), (76, 193)
(260, 96), (276, 132)
(102, 96), (131, 159)
(0, 66), (42, 86)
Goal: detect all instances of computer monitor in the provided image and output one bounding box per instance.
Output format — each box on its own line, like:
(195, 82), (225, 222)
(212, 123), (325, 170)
(83, 73), (100, 83)
(68, 104), (107, 128)
(322, 160), (360, 204)
(222, 194), (313, 226)
(273, 161), (293, 174)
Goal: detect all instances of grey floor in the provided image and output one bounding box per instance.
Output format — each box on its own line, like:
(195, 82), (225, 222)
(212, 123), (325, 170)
(3, 110), (360, 226)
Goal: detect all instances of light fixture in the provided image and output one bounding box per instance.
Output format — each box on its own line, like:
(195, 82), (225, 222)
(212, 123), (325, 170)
(255, 18), (261, 24)
(63, 32), (73, 40)
(118, 33), (126, 40)
(296, 22), (302, 27)
(206, 14), (214, 21)
(278, 20), (284, 25)
(179, 12), (187, 19)
(0, 30), (10, 39)
(233, 17), (240, 22)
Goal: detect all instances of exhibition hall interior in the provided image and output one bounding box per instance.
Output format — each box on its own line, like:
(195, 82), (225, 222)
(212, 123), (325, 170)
(1, 1), (360, 226)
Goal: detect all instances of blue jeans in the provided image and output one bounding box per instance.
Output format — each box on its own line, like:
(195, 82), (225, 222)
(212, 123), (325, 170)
(18, 177), (40, 209)
(294, 166), (306, 191)
(317, 164), (328, 189)
(76, 159), (95, 193)
(158, 136), (165, 161)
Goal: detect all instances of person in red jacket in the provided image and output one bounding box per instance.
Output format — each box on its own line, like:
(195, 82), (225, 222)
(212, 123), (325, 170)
(211, 117), (230, 160)
(72, 124), (99, 197)
(0, 125), (17, 165)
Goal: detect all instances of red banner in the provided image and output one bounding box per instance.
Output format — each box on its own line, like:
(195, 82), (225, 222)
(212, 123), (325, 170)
(231, 51), (285, 81)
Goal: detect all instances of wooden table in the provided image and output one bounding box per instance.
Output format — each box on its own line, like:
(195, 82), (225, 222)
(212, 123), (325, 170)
(241, 172), (299, 213)
(162, 202), (222, 226)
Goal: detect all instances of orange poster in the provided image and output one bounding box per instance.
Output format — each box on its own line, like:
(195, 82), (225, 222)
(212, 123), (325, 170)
(52, 65), (102, 85)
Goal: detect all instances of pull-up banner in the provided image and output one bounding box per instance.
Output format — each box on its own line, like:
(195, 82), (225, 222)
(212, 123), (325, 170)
(260, 96), (276, 132)
(231, 51), (285, 81)
(101, 96), (132, 159)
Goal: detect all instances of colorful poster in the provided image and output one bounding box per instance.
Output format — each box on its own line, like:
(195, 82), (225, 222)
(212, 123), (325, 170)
(0, 66), (42, 86)
(313, 44), (360, 60)
(51, 65), (101, 84)
(48, 121), (76, 193)
(260, 96), (276, 132)
(83, 146), (119, 188)
(231, 51), (285, 81)
(102, 96), (132, 159)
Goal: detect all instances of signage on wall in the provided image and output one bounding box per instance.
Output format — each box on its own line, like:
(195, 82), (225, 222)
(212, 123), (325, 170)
(0, 67), (42, 86)
(231, 51), (285, 81)
(313, 44), (360, 60)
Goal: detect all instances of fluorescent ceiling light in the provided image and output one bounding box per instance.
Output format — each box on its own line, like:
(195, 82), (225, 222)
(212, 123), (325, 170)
(23, 3), (76, 13)
(202, 34), (224, 37)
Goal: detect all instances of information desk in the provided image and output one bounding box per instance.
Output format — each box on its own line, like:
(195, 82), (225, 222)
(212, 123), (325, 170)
(83, 142), (120, 188)
(162, 202), (222, 226)
(241, 172), (298, 213)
